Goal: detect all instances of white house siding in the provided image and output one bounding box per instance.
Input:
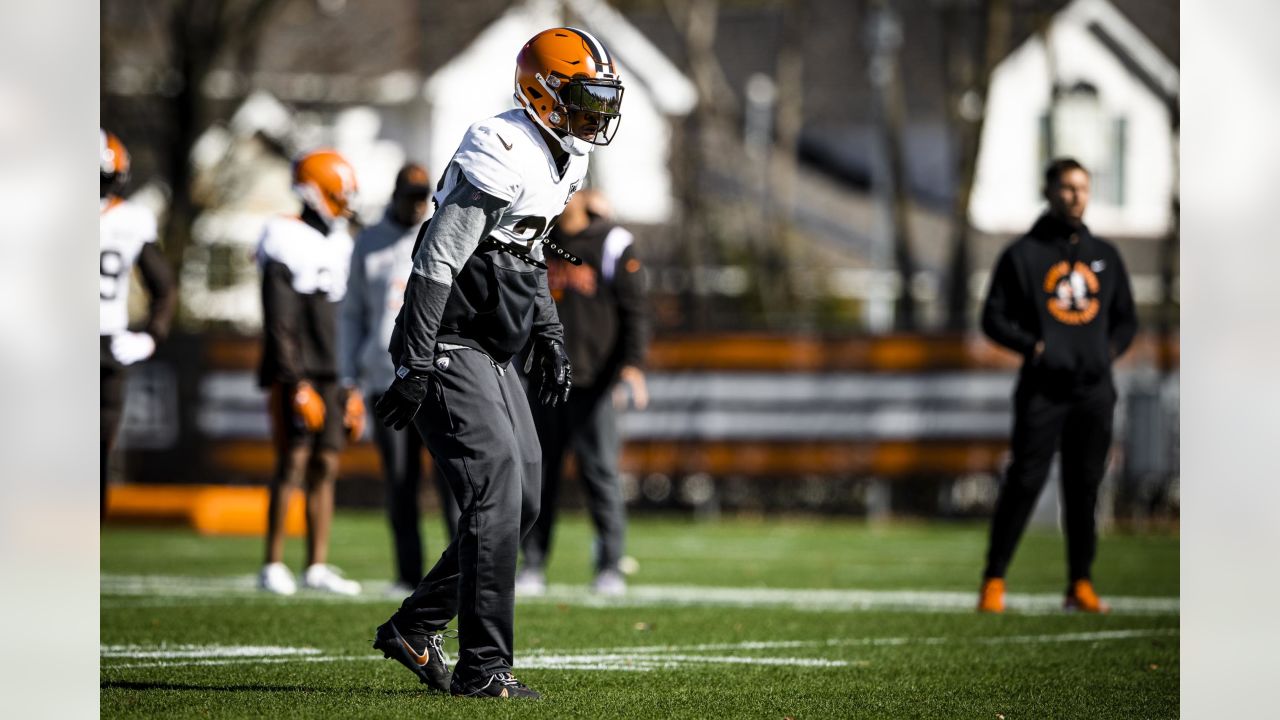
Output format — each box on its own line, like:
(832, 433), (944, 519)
(971, 0), (1176, 238)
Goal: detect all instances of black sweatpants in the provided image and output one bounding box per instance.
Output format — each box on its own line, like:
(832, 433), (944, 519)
(984, 377), (1117, 583)
(522, 384), (626, 574)
(101, 345), (125, 519)
(369, 393), (462, 588)
(390, 348), (541, 681)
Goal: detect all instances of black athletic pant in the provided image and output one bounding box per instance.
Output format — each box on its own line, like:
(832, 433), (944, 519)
(522, 384), (626, 574)
(369, 393), (461, 587)
(101, 350), (125, 519)
(984, 377), (1117, 583)
(391, 348), (541, 682)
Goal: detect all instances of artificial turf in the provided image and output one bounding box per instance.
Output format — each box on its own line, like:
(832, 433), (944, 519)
(101, 512), (1178, 718)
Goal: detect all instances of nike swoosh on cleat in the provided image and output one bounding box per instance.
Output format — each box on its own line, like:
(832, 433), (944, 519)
(398, 637), (430, 666)
(496, 134), (513, 151)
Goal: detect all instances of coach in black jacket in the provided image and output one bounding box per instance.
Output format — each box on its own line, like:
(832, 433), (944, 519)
(517, 190), (649, 597)
(977, 158), (1138, 614)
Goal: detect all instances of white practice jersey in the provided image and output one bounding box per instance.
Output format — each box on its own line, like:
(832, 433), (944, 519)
(256, 215), (354, 302)
(99, 198), (158, 335)
(434, 108), (589, 257)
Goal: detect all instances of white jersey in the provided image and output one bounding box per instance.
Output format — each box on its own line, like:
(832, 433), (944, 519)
(100, 198), (158, 335)
(256, 215), (353, 302)
(434, 108), (589, 256)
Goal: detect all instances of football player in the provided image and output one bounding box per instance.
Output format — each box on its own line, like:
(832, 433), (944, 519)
(100, 129), (176, 518)
(339, 163), (462, 595)
(370, 27), (623, 699)
(256, 149), (365, 596)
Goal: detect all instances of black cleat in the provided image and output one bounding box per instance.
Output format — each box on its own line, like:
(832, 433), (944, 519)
(450, 671), (542, 699)
(372, 620), (451, 692)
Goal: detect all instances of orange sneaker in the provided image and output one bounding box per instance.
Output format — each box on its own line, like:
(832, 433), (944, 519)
(1064, 579), (1110, 613)
(977, 577), (1005, 613)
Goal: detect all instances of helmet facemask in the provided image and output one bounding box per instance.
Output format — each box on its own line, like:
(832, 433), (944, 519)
(551, 76), (623, 147)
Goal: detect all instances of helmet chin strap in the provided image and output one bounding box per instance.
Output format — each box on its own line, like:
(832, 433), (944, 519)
(559, 133), (594, 157)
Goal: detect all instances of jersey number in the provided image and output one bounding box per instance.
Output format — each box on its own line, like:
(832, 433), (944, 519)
(101, 250), (125, 300)
(512, 214), (561, 243)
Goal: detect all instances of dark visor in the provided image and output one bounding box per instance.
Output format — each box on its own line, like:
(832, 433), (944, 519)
(561, 81), (623, 116)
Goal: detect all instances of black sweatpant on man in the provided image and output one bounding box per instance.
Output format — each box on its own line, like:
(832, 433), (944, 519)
(521, 384), (625, 574)
(101, 344), (125, 518)
(389, 348), (542, 682)
(984, 376), (1116, 581)
(368, 393), (461, 588)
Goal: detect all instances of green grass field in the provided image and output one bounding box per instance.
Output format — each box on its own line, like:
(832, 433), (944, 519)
(101, 512), (1178, 718)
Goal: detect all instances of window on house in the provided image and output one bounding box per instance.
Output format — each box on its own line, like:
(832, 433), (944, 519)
(1038, 82), (1127, 206)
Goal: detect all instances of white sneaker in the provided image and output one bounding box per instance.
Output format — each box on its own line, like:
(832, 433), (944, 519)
(592, 569), (627, 597)
(385, 581), (416, 599)
(514, 568), (546, 597)
(258, 562), (297, 595)
(301, 564), (362, 595)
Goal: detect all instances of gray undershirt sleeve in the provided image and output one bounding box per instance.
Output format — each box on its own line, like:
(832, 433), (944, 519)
(398, 177), (509, 373)
(411, 177), (508, 285)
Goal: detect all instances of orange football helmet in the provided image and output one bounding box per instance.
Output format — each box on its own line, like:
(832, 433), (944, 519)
(100, 129), (130, 197)
(293, 149), (358, 221)
(514, 27), (624, 155)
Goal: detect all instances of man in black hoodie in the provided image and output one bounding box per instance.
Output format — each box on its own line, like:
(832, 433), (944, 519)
(515, 189), (648, 597)
(976, 158), (1137, 614)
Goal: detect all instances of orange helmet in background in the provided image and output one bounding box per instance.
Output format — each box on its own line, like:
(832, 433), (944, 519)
(293, 149), (358, 222)
(514, 27), (624, 156)
(100, 129), (130, 197)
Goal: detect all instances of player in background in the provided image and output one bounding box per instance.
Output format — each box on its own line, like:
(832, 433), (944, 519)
(370, 27), (624, 699)
(977, 158), (1138, 614)
(516, 189), (648, 598)
(100, 129), (177, 518)
(256, 149), (365, 596)
(339, 163), (461, 596)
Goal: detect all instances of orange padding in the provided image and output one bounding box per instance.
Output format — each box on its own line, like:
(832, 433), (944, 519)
(104, 484), (306, 536)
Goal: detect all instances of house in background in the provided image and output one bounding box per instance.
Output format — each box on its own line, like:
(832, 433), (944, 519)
(104, 0), (694, 328)
(627, 0), (1177, 323)
(971, 0), (1178, 240)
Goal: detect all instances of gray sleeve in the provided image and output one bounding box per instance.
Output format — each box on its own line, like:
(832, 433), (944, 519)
(397, 178), (509, 373)
(337, 240), (367, 385)
(531, 268), (564, 346)
(411, 177), (508, 284)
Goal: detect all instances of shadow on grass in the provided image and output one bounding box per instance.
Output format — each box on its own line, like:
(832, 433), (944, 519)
(101, 680), (431, 697)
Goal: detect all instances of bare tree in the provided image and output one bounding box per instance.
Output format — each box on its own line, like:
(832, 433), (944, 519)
(941, 0), (1011, 331)
(664, 0), (736, 330)
(765, 0), (808, 326)
(160, 0), (285, 274)
(866, 0), (918, 331)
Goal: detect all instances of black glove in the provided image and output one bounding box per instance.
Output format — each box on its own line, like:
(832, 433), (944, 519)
(374, 367), (432, 431)
(533, 340), (573, 407)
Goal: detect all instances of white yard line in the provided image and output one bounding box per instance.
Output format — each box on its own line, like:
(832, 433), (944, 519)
(101, 629), (1177, 673)
(100, 574), (1179, 615)
(100, 644), (322, 659)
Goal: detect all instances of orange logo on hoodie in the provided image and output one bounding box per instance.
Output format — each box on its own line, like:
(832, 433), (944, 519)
(1043, 261), (1100, 325)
